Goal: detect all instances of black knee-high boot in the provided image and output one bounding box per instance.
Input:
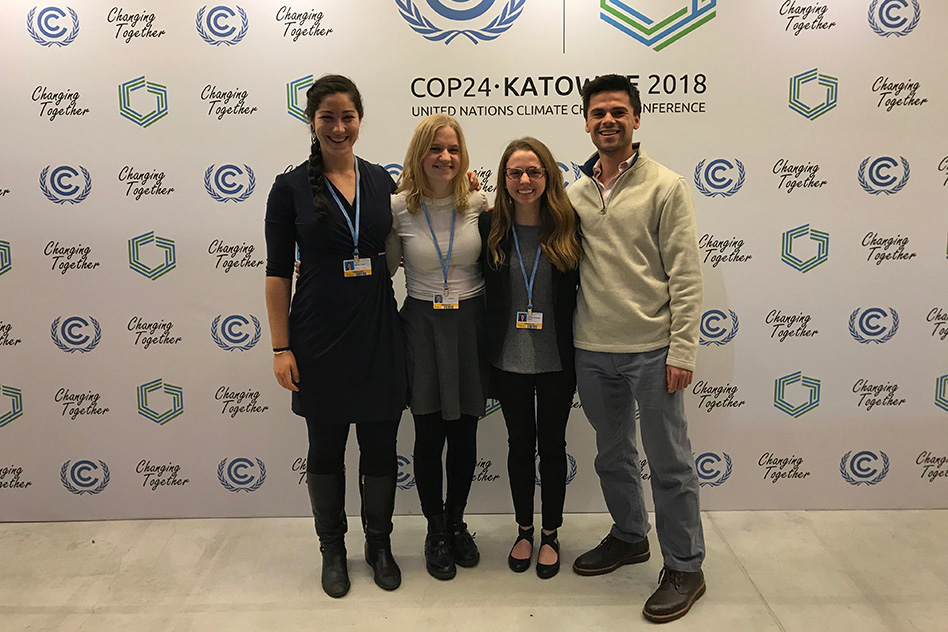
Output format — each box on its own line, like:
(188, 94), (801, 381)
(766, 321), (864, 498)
(307, 472), (349, 598)
(360, 474), (401, 590)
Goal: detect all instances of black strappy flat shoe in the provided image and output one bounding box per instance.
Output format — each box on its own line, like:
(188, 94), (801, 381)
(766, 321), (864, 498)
(507, 525), (534, 573)
(536, 529), (560, 579)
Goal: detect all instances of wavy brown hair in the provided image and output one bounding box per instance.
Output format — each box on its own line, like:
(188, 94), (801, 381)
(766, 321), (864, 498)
(396, 114), (470, 215)
(488, 137), (582, 272)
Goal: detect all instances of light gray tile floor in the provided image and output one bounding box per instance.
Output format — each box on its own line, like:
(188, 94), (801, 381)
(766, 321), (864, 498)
(1, 510), (945, 631)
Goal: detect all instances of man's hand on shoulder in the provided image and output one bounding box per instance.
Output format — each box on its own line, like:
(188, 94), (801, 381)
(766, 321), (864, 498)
(666, 366), (693, 393)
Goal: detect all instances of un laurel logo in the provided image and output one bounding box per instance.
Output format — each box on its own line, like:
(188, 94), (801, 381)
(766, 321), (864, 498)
(383, 163), (404, 180)
(218, 457), (267, 492)
(211, 315), (261, 351)
(61, 459), (110, 494)
(840, 450), (889, 485)
(50, 316), (101, 353)
(534, 452), (578, 487)
(557, 161), (582, 189)
(195, 5), (248, 45)
(858, 156), (909, 195)
(396, 0), (526, 44)
(39, 165), (92, 205)
(699, 309), (738, 346)
(695, 452), (732, 487)
(694, 159), (745, 197)
(397, 455), (416, 490)
(849, 307), (899, 344)
(205, 164), (255, 202)
(868, 0), (919, 37)
(27, 6), (79, 47)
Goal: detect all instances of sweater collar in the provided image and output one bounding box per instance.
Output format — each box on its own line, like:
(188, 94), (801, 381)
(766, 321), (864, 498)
(579, 143), (644, 178)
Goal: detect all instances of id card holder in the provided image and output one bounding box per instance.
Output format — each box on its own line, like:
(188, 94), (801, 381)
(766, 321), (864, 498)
(343, 258), (372, 277)
(515, 311), (543, 329)
(433, 292), (460, 309)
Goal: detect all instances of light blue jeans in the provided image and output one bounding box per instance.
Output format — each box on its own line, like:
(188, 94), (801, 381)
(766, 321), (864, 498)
(576, 347), (705, 572)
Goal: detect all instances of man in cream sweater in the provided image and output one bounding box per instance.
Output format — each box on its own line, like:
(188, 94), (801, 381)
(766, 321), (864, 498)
(567, 74), (705, 623)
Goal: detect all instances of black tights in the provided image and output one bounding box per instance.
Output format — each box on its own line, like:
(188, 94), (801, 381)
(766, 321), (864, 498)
(412, 412), (478, 519)
(493, 368), (574, 531)
(305, 417), (400, 477)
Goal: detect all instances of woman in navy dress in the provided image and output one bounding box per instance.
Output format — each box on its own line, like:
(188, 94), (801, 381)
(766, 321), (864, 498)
(264, 75), (406, 598)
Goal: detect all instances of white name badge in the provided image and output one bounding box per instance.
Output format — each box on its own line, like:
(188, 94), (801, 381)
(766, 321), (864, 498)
(516, 312), (543, 329)
(343, 258), (372, 277)
(433, 292), (460, 309)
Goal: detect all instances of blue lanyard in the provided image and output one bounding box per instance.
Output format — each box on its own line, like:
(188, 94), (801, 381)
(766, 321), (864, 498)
(421, 201), (456, 293)
(326, 159), (361, 259)
(511, 226), (542, 315)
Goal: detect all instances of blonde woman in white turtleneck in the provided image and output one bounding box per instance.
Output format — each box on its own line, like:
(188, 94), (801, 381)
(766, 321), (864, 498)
(385, 114), (488, 581)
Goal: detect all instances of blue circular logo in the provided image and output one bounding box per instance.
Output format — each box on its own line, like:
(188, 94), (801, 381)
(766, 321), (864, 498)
(61, 459), (110, 494)
(38, 6), (68, 37)
(218, 457), (266, 492)
(427, 0), (495, 20)
(695, 452), (732, 487)
(840, 450), (889, 485)
(205, 164), (255, 202)
(50, 316), (101, 353)
(396, 455), (416, 490)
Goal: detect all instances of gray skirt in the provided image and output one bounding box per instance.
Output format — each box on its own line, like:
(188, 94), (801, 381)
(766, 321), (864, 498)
(399, 295), (490, 420)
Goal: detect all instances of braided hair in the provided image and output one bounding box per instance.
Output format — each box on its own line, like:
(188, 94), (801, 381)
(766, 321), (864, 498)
(303, 75), (364, 221)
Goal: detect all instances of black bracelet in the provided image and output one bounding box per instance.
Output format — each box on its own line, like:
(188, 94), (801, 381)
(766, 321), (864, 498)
(273, 346), (291, 353)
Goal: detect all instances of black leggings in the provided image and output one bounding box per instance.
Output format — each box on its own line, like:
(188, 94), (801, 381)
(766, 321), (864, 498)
(412, 412), (478, 519)
(493, 368), (574, 531)
(305, 417), (400, 477)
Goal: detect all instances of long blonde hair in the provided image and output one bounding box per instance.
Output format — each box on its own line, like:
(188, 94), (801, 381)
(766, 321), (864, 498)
(396, 114), (470, 215)
(488, 137), (582, 272)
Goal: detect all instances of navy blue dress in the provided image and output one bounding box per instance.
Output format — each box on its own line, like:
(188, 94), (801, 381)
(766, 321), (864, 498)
(264, 159), (407, 423)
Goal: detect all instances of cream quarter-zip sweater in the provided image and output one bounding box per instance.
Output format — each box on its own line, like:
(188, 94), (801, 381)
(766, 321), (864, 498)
(568, 144), (703, 371)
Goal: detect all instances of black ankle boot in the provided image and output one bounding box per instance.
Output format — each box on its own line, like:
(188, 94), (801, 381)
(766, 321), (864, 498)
(424, 514), (456, 580)
(307, 473), (350, 598)
(446, 507), (479, 568)
(360, 474), (401, 591)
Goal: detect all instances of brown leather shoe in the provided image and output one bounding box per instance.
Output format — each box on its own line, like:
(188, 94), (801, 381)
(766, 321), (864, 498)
(572, 534), (650, 576)
(642, 567), (706, 623)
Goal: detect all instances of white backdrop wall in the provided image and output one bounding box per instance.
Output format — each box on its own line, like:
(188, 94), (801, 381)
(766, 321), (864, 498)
(1, 0), (946, 521)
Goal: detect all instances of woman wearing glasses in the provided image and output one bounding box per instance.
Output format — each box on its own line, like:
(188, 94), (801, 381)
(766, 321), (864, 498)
(386, 114), (489, 580)
(479, 137), (581, 579)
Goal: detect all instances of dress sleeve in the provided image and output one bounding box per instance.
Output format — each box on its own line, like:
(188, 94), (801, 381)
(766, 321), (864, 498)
(264, 175), (297, 278)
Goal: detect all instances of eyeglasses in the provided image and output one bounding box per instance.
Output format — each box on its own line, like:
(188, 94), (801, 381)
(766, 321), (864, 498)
(504, 167), (546, 181)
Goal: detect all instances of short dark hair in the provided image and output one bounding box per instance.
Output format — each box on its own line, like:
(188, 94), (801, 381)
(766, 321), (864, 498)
(581, 74), (641, 118)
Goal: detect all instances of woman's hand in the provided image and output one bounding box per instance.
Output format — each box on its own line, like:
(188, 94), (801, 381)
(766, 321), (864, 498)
(273, 350), (300, 391)
(466, 171), (482, 192)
